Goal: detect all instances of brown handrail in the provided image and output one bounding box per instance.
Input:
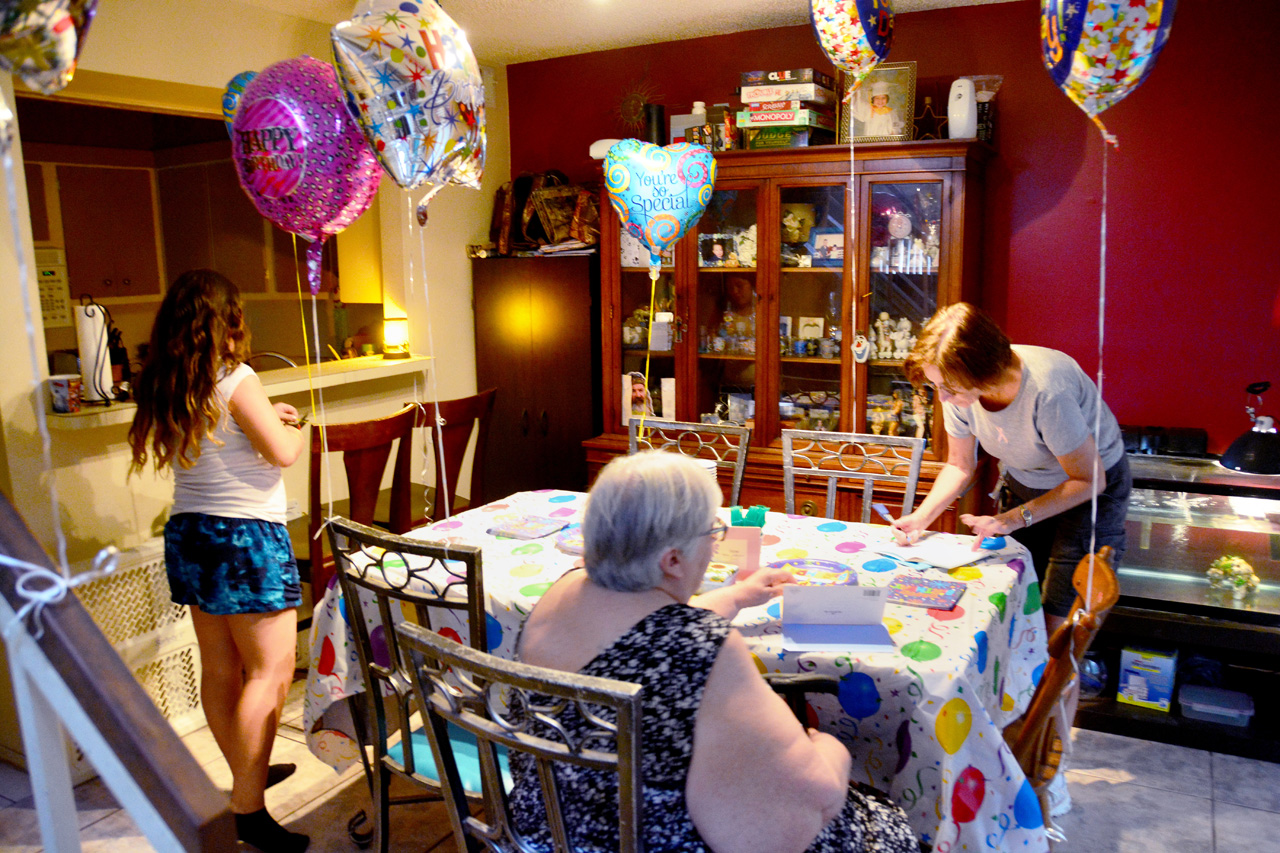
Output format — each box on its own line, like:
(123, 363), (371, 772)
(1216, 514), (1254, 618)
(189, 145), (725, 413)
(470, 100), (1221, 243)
(0, 491), (235, 851)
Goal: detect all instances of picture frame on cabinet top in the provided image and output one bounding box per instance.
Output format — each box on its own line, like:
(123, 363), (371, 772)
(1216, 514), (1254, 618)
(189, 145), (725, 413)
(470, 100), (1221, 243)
(838, 62), (916, 144)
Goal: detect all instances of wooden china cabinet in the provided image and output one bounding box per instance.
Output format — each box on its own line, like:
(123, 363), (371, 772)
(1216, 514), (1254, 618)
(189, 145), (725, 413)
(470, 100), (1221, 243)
(584, 140), (991, 527)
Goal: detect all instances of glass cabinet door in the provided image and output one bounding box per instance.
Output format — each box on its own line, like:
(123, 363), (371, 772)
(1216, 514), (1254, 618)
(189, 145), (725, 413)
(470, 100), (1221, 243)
(693, 186), (758, 427)
(619, 228), (676, 425)
(778, 183), (846, 434)
(863, 180), (943, 449)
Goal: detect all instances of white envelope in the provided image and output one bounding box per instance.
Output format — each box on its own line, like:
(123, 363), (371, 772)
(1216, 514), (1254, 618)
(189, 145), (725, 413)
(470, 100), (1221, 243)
(865, 532), (984, 570)
(781, 585), (895, 653)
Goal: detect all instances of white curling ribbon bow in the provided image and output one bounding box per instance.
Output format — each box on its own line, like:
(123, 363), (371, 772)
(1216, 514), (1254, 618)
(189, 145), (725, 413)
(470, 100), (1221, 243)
(1, 546), (119, 641)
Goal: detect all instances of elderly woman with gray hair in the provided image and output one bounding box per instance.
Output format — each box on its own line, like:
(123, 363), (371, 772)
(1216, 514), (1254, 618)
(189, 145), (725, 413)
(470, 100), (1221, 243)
(511, 450), (919, 853)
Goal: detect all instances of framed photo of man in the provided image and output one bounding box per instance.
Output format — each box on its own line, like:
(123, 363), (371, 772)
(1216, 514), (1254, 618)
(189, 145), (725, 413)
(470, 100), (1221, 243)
(838, 62), (916, 144)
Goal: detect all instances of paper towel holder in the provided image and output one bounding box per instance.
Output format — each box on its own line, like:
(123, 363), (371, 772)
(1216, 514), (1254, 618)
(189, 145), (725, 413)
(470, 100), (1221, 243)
(77, 295), (116, 406)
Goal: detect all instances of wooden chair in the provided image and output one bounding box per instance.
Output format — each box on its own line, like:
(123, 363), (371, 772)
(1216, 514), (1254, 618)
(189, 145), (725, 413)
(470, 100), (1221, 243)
(781, 429), (924, 521)
(628, 418), (752, 507)
(304, 404), (417, 608)
(404, 388), (497, 523)
(397, 622), (645, 853)
(1004, 546), (1120, 837)
(327, 516), (493, 853)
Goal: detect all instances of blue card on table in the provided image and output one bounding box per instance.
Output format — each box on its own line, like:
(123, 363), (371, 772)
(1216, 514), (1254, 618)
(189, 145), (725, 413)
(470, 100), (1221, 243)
(781, 585), (895, 653)
(487, 515), (568, 540)
(887, 575), (966, 610)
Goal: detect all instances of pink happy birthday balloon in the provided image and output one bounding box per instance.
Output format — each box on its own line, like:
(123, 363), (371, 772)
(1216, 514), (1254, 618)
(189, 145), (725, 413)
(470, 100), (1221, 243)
(231, 55), (381, 293)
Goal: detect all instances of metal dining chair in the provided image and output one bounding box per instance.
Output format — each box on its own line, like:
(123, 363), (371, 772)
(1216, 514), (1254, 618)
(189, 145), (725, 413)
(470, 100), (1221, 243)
(781, 429), (925, 521)
(327, 516), (497, 853)
(628, 418), (752, 506)
(397, 622), (645, 853)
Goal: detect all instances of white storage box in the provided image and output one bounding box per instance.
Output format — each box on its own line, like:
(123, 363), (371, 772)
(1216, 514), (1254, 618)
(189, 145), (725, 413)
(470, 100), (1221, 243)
(1178, 685), (1254, 727)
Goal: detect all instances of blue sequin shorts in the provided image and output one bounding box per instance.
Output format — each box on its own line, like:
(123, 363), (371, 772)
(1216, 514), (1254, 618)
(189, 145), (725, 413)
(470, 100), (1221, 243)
(164, 513), (301, 615)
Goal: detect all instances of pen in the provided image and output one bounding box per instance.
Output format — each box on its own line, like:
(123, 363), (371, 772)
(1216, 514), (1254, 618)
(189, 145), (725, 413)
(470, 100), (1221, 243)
(874, 502), (924, 546)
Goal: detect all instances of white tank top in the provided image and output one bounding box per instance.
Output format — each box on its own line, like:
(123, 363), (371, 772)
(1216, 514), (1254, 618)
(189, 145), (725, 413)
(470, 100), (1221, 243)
(172, 363), (286, 523)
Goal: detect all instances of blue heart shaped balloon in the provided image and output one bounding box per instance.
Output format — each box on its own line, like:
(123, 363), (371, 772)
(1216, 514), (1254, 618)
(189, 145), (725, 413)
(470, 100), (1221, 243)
(605, 140), (716, 269)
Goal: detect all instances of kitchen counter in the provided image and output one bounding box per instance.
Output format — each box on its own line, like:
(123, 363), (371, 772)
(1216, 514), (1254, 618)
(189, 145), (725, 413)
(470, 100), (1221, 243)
(47, 355), (431, 430)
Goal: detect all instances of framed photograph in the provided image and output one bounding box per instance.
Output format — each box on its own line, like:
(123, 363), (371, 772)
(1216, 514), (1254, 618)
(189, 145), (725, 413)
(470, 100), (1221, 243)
(699, 234), (737, 267)
(780, 316), (793, 338)
(805, 226), (844, 268)
(838, 61), (916, 144)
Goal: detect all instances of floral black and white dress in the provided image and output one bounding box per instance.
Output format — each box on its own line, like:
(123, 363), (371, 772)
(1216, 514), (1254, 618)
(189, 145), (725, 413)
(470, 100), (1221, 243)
(509, 603), (920, 853)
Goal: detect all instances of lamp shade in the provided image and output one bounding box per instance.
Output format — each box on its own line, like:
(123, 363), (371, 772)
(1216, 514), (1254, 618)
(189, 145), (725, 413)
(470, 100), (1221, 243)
(1221, 426), (1280, 475)
(383, 316), (410, 359)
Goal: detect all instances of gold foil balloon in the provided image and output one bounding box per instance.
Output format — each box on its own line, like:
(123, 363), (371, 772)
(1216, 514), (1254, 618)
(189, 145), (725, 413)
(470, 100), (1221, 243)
(0, 0), (97, 95)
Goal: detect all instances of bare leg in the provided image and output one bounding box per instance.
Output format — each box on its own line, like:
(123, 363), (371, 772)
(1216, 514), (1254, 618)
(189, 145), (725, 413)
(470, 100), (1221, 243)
(190, 606), (298, 813)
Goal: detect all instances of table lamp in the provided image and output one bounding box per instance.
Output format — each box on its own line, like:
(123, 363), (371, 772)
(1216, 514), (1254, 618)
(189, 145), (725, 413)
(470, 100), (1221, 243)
(1220, 381), (1280, 475)
(383, 316), (410, 359)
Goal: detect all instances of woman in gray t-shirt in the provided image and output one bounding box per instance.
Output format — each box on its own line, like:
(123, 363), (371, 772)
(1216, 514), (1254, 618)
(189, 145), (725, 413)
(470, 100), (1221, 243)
(891, 302), (1130, 624)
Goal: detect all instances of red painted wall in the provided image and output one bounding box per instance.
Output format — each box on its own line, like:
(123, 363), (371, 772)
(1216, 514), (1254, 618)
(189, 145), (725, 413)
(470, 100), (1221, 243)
(508, 0), (1280, 453)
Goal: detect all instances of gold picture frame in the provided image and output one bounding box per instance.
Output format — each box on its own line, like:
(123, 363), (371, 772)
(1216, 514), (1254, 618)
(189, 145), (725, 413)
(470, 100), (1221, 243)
(838, 61), (916, 144)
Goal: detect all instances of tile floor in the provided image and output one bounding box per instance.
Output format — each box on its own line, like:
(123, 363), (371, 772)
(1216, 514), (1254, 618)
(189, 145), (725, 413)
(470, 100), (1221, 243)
(2, 680), (1279, 851)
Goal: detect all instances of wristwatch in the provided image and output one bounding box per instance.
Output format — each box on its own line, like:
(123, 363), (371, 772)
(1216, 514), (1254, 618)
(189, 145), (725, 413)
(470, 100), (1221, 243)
(1018, 505), (1034, 528)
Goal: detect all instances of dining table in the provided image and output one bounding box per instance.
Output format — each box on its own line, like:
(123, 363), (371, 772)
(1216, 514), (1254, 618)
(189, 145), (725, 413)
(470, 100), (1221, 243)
(304, 489), (1052, 852)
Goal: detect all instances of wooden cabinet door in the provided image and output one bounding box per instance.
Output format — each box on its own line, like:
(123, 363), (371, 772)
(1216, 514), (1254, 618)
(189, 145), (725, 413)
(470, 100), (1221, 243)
(474, 257), (600, 499)
(158, 163), (213, 280)
(474, 258), (537, 500)
(527, 257), (598, 492)
(58, 165), (161, 298)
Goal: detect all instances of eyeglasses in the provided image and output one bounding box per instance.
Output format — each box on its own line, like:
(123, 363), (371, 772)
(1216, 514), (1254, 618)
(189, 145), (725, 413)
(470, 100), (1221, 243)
(925, 380), (962, 397)
(704, 523), (729, 542)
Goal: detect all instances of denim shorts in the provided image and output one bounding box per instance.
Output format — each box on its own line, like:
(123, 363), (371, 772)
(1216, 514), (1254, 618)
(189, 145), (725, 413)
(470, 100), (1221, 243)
(999, 456), (1131, 618)
(164, 513), (301, 615)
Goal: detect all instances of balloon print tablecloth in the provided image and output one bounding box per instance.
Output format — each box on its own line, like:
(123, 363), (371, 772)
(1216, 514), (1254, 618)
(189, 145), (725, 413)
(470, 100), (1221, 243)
(304, 490), (1051, 852)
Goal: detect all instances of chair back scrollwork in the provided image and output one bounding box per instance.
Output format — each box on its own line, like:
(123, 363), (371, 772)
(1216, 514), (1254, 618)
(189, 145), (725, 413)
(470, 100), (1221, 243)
(397, 622), (645, 853)
(781, 429), (925, 521)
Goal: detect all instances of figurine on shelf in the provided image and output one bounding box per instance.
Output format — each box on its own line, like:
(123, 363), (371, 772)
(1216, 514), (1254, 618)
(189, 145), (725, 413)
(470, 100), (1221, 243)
(875, 312), (894, 359)
(886, 391), (904, 436)
(869, 408), (886, 435)
(912, 387), (928, 439)
(892, 317), (914, 360)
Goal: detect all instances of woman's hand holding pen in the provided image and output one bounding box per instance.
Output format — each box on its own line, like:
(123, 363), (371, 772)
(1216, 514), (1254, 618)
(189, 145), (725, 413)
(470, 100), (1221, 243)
(880, 504), (928, 546)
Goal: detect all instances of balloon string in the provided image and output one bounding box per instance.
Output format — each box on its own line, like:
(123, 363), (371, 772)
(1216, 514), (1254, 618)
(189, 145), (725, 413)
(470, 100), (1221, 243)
(1091, 115), (1119, 149)
(410, 192), (450, 519)
(637, 264), (660, 437)
(1085, 141), (1110, 609)
(1, 88), (69, 573)
(291, 233), (332, 534)
(292, 234), (319, 426)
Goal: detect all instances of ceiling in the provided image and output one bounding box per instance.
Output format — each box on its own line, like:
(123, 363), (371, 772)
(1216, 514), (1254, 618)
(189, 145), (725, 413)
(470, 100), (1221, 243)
(250, 0), (1022, 67)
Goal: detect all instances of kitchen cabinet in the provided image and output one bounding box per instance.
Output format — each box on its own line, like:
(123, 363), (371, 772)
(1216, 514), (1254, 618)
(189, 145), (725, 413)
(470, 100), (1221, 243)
(1076, 454), (1280, 762)
(473, 257), (601, 499)
(158, 159), (270, 293)
(57, 165), (162, 298)
(586, 141), (989, 518)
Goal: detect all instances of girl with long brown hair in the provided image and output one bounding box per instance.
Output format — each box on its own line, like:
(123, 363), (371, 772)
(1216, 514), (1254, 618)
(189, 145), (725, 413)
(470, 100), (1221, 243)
(129, 269), (308, 852)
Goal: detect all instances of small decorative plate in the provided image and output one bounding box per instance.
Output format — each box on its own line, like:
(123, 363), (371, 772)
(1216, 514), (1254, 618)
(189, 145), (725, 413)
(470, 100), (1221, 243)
(766, 558), (857, 585)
